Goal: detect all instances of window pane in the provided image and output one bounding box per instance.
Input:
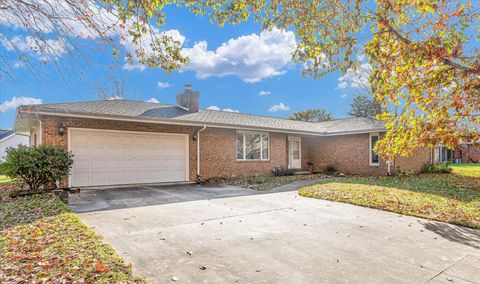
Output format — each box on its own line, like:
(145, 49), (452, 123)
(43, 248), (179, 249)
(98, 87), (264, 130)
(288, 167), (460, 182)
(261, 134), (269, 160)
(292, 141), (300, 159)
(447, 149), (453, 161)
(245, 133), (261, 160)
(371, 135), (379, 164)
(236, 133), (244, 159)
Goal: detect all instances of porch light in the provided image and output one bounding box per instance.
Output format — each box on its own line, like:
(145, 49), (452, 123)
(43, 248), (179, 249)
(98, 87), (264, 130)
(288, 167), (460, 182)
(58, 125), (65, 136)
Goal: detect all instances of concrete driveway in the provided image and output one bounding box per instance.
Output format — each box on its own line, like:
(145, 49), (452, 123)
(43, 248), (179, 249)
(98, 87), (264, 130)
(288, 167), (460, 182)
(71, 184), (480, 283)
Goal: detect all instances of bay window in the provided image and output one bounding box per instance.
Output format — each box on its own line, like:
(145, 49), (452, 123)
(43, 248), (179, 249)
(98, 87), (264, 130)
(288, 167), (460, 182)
(236, 131), (269, 160)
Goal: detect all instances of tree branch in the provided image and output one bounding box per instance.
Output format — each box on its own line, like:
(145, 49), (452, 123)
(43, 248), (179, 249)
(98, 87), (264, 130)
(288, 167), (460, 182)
(377, 17), (480, 75)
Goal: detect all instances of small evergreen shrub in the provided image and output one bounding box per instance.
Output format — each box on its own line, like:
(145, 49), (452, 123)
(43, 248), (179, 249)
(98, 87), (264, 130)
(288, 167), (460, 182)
(324, 165), (337, 175)
(422, 162), (452, 174)
(395, 166), (414, 177)
(0, 145), (74, 191)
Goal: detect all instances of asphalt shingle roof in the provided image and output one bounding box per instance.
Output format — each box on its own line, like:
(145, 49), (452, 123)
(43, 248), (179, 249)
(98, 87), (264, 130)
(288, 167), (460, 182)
(20, 100), (385, 135)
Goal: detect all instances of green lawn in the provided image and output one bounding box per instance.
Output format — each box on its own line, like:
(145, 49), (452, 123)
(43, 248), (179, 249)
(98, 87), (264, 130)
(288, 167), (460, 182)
(451, 163), (480, 178)
(0, 175), (12, 184)
(299, 174), (480, 229)
(0, 184), (145, 283)
(210, 174), (326, 191)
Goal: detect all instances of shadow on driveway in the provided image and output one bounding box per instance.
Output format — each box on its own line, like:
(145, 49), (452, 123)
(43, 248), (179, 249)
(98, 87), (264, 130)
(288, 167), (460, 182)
(69, 179), (326, 213)
(420, 220), (480, 249)
(69, 183), (261, 213)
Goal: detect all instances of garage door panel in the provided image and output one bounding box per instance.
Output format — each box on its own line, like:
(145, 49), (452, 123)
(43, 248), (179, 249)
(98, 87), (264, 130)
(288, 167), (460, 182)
(70, 129), (188, 187)
(90, 134), (105, 145)
(72, 134), (89, 145)
(74, 159), (90, 169)
(90, 173), (106, 184)
(73, 172), (89, 184)
(105, 159), (121, 169)
(91, 160), (106, 169)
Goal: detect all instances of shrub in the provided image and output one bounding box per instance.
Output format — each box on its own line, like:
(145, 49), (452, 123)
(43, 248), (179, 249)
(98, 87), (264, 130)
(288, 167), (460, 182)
(272, 166), (285, 176)
(272, 166), (295, 176)
(306, 162), (315, 173)
(0, 145), (74, 191)
(324, 165), (337, 175)
(395, 166), (414, 177)
(422, 162), (452, 174)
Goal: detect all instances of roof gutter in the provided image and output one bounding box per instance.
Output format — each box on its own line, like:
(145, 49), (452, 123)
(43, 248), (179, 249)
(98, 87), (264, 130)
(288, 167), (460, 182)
(18, 109), (386, 137)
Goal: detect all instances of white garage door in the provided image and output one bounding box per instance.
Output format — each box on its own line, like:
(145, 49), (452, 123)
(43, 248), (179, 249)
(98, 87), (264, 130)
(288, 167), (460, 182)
(69, 129), (188, 187)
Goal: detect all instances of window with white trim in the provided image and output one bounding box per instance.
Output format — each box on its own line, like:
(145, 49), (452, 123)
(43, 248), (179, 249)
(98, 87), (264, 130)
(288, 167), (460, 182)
(369, 133), (380, 166)
(434, 145), (453, 163)
(236, 131), (269, 160)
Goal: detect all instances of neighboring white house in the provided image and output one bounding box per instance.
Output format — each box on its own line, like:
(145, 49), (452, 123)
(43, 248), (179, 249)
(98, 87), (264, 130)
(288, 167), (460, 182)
(0, 130), (29, 162)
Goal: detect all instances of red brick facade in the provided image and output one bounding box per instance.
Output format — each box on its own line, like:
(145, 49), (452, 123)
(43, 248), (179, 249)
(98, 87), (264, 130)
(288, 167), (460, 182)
(200, 128), (289, 177)
(36, 116), (201, 181)
(35, 115), (432, 184)
(455, 143), (480, 163)
(302, 134), (388, 175)
(302, 134), (430, 175)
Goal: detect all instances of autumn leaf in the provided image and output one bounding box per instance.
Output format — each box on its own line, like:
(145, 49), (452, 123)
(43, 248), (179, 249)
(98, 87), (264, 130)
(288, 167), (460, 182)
(95, 261), (110, 273)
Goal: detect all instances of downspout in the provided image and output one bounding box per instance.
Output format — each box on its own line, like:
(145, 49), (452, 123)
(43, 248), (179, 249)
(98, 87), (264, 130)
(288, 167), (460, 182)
(387, 160), (392, 176)
(196, 124), (207, 183)
(34, 117), (42, 146)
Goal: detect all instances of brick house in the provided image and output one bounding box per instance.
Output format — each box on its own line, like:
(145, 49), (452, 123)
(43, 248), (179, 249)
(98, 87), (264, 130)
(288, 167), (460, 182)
(433, 143), (480, 164)
(15, 85), (433, 187)
(454, 143), (480, 163)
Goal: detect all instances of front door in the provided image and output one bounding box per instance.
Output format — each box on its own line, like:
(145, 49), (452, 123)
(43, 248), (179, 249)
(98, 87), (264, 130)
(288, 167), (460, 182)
(288, 137), (301, 169)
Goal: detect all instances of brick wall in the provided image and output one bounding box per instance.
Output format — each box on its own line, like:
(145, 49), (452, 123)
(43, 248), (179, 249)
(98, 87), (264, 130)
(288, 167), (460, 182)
(199, 128), (288, 178)
(38, 115), (432, 185)
(302, 133), (431, 175)
(39, 115), (289, 181)
(456, 144), (480, 163)
(40, 115), (201, 181)
(302, 134), (388, 175)
(394, 147), (432, 174)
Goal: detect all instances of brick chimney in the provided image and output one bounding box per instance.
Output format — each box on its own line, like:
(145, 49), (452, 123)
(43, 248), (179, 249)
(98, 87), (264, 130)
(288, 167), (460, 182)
(176, 84), (200, 113)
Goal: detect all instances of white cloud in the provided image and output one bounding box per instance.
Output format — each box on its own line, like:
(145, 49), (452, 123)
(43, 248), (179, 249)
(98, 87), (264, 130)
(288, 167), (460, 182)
(258, 90), (271, 96)
(0, 0), (183, 67)
(222, 108), (239, 113)
(337, 62), (372, 90)
(0, 0), (118, 38)
(157, 82), (171, 89)
(181, 28), (296, 83)
(13, 62), (25, 69)
(0, 35), (71, 61)
(122, 28), (186, 71)
(268, 102), (290, 112)
(207, 105), (239, 113)
(0, 96), (42, 112)
(341, 93), (348, 98)
(106, 96), (122, 100)
(146, 98), (159, 103)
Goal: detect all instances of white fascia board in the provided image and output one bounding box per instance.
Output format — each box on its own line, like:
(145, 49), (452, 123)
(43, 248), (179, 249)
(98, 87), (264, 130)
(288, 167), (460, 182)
(23, 110), (386, 137)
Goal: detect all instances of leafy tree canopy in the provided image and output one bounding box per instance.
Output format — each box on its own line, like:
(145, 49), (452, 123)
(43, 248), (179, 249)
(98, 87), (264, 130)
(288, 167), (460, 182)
(349, 94), (383, 119)
(288, 108), (333, 122)
(2, 0), (479, 159)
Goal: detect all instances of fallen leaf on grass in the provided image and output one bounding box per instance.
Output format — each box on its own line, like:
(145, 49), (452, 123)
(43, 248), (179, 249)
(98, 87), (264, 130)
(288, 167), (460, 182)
(95, 262), (110, 273)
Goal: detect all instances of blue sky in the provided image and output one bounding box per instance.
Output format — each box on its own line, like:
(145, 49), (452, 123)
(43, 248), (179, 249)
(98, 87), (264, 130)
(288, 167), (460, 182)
(0, 5), (364, 129)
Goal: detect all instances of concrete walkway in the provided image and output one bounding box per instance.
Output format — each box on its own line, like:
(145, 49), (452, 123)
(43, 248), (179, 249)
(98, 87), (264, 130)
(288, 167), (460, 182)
(74, 186), (480, 283)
